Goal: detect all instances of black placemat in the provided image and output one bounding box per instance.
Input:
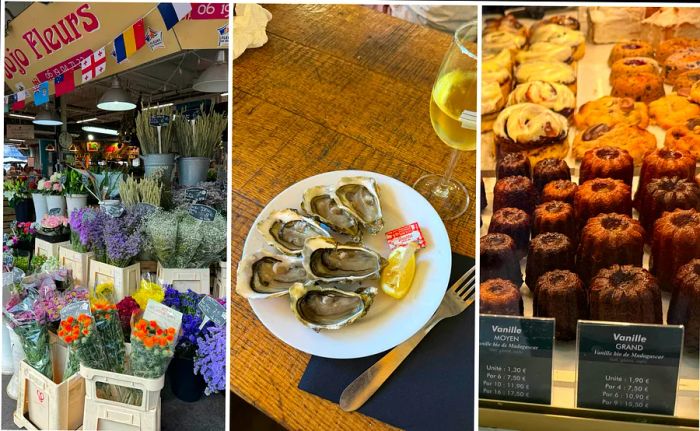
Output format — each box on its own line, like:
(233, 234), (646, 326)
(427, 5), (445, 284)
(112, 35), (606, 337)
(299, 253), (475, 431)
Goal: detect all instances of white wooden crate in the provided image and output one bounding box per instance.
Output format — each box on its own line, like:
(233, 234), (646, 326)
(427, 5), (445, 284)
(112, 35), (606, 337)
(34, 239), (70, 259)
(156, 262), (210, 295)
(88, 260), (140, 301)
(58, 246), (93, 288)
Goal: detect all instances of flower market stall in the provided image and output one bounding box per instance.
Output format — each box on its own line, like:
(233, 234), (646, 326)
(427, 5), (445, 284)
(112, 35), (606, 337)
(2, 2), (229, 430)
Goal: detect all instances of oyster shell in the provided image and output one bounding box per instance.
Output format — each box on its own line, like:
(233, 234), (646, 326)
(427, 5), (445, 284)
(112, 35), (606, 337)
(333, 177), (384, 234)
(257, 209), (331, 255)
(302, 236), (385, 282)
(301, 185), (362, 240)
(236, 251), (307, 299)
(289, 282), (377, 330)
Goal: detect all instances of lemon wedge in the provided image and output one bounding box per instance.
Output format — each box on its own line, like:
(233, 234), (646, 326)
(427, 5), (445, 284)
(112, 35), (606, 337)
(380, 243), (418, 299)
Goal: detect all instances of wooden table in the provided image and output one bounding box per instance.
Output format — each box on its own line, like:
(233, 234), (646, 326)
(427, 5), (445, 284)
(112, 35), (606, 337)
(231, 5), (476, 430)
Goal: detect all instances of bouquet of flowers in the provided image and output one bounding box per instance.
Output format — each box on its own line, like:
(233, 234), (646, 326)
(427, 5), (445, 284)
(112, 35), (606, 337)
(3, 176), (35, 207)
(129, 319), (177, 378)
(70, 207), (107, 258)
(39, 214), (70, 235)
(132, 276), (165, 309)
(5, 290), (52, 379)
(194, 325), (225, 395)
(162, 287), (209, 358)
(8, 221), (37, 246)
(103, 210), (143, 267)
(116, 296), (140, 340)
(42, 172), (65, 196)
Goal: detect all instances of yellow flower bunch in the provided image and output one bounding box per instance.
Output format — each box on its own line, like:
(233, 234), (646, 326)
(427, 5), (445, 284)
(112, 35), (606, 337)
(90, 282), (114, 305)
(132, 279), (164, 309)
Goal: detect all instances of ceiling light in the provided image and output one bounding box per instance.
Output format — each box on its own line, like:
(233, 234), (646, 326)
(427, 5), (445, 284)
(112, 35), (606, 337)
(8, 138), (25, 142)
(193, 50), (228, 93)
(45, 143), (56, 152)
(220, 92), (228, 97)
(82, 126), (119, 136)
(143, 103), (174, 111)
(76, 117), (97, 124)
(68, 143), (79, 153)
(9, 113), (35, 120)
(87, 134), (95, 140)
(33, 108), (62, 126)
(97, 77), (136, 111)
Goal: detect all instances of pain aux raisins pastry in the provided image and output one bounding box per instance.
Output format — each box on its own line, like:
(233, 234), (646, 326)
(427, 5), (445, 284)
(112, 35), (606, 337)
(572, 123), (656, 165)
(480, 278), (524, 317)
(528, 23), (586, 60)
(493, 103), (569, 164)
(484, 30), (526, 54)
(588, 265), (662, 325)
(533, 270), (587, 341)
(480, 233), (522, 285)
(496, 152), (531, 180)
(574, 96), (649, 129)
(664, 48), (700, 86)
(665, 118), (700, 159)
(541, 180), (578, 205)
(668, 259), (700, 351)
(577, 213), (645, 285)
(608, 40), (654, 66)
(651, 208), (700, 292)
(489, 207), (531, 258)
(609, 57), (661, 83)
(638, 176), (700, 236)
(574, 178), (632, 228)
(481, 80), (506, 133)
(674, 70), (700, 96)
(657, 37), (700, 65)
(514, 61), (577, 94)
(514, 42), (574, 64)
(610, 72), (665, 103)
(649, 94), (700, 129)
(635, 147), (697, 209)
(579, 146), (634, 187)
(525, 232), (575, 292)
(506, 81), (576, 118)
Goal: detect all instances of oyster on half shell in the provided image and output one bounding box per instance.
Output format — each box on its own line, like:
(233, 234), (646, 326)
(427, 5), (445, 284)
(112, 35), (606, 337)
(302, 236), (385, 282)
(289, 282), (377, 330)
(257, 209), (331, 255)
(236, 251), (307, 299)
(301, 185), (362, 240)
(333, 177), (384, 234)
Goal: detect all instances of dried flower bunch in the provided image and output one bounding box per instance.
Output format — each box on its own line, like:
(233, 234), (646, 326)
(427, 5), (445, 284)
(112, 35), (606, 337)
(174, 106), (227, 159)
(135, 104), (177, 155)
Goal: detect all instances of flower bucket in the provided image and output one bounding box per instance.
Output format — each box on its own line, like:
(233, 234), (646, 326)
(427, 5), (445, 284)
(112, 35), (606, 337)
(14, 198), (34, 222)
(46, 195), (67, 217)
(167, 356), (205, 402)
(142, 153), (175, 184)
(65, 194), (88, 218)
(31, 193), (47, 222)
(178, 157), (210, 187)
(93, 172), (124, 199)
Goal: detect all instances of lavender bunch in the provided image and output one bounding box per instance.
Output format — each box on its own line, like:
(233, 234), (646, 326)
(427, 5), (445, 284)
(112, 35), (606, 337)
(104, 216), (142, 267)
(194, 325), (225, 395)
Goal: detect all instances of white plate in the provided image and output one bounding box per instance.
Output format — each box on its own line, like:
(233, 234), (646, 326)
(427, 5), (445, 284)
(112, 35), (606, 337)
(240, 170), (452, 359)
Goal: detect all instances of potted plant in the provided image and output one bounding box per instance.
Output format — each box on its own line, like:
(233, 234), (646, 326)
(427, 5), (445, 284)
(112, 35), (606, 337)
(72, 167), (122, 210)
(136, 105), (177, 184)
(32, 178), (48, 222)
(174, 107), (227, 186)
(44, 172), (67, 216)
(64, 169), (88, 218)
(3, 176), (35, 222)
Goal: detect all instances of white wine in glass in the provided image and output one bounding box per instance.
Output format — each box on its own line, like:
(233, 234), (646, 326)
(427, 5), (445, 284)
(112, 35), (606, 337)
(415, 22), (477, 220)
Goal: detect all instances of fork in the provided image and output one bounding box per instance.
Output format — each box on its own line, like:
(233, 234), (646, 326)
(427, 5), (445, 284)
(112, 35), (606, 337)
(339, 266), (477, 412)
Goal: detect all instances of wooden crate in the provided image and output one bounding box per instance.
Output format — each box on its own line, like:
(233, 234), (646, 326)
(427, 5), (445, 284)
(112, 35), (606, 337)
(156, 263), (210, 295)
(14, 339), (85, 430)
(88, 260), (140, 301)
(34, 239), (69, 259)
(58, 245), (93, 288)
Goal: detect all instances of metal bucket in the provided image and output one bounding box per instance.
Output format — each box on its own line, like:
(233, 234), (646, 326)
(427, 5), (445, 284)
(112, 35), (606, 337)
(177, 157), (210, 187)
(142, 153), (176, 183)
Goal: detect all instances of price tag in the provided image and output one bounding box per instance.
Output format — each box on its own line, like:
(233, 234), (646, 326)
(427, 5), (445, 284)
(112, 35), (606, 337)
(198, 296), (226, 327)
(189, 204), (216, 221)
(48, 207), (61, 216)
(185, 187), (208, 202)
(60, 301), (91, 320)
(149, 115), (170, 127)
(479, 315), (555, 404)
(183, 109), (199, 121)
(143, 299), (183, 334)
(576, 321), (683, 415)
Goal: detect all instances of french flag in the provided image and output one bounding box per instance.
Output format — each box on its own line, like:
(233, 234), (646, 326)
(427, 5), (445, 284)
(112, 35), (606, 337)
(157, 3), (192, 30)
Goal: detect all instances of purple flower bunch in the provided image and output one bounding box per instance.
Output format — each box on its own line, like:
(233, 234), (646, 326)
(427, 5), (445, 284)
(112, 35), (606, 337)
(194, 325), (225, 395)
(71, 207), (108, 258)
(104, 215), (142, 267)
(162, 285), (181, 310)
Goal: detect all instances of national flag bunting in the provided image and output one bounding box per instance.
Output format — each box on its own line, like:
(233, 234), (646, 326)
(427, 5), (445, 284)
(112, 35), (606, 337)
(33, 82), (49, 106)
(157, 3), (192, 30)
(12, 90), (26, 110)
(54, 72), (75, 97)
(114, 19), (146, 63)
(81, 47), (107, 83)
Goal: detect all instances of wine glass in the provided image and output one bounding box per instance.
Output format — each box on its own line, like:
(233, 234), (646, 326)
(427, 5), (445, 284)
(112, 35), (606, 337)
(414, 21), (478, 220)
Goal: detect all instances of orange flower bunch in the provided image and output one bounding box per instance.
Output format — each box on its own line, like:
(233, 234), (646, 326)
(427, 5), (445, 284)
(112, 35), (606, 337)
(131, 319), (176, 350)
(92, 298), (117, 317)
(58, 314), (93, 344)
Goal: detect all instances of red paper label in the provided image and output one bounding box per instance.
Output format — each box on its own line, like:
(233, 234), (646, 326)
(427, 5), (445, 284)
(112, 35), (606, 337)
(189, 3), (230, 19)
(34, 50), (91, 85)
(385, 222), (426, 250)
